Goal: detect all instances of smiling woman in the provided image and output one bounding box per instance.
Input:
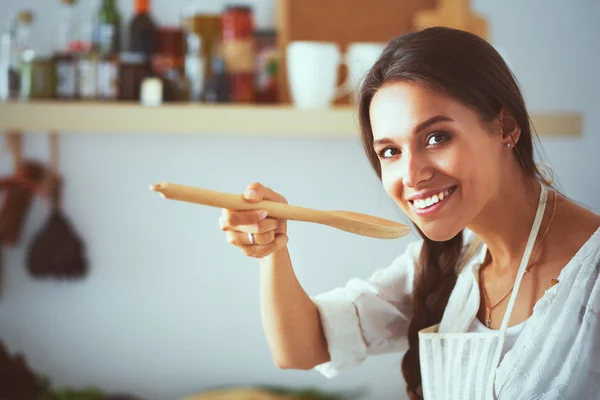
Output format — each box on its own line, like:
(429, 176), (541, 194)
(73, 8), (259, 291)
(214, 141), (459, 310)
(347, 26), (600, 399)
(216, 27), (600, 400)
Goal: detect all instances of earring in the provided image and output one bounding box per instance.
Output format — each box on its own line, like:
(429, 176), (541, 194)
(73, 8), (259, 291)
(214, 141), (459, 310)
(506, 143), (511, 148)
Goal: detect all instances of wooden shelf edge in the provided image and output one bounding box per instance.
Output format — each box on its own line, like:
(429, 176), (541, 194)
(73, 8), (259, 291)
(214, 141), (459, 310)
(0, 101), (582, 137)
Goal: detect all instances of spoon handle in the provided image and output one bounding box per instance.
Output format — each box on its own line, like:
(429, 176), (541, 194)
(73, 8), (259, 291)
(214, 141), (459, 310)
(150, 182), (322, 223)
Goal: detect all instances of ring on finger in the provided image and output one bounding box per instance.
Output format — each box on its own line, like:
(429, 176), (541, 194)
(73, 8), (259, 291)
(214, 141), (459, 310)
(248, 232), (256, 245)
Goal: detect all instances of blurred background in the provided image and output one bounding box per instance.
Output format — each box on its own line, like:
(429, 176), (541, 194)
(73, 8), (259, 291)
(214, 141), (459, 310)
(0, 0), (598, 399)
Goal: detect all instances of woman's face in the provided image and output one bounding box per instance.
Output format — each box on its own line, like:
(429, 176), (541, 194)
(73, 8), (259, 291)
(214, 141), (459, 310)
(370, 82), (506, 241)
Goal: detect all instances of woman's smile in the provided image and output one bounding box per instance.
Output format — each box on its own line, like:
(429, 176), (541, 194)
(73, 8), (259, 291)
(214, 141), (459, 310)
(407, 185), (458, 216)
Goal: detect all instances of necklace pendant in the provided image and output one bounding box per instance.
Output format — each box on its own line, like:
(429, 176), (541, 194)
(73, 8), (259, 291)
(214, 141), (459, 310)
(485, 308), (492, 328)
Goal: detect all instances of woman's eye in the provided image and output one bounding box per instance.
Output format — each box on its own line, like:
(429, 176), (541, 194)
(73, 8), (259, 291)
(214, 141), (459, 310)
(377, 147), (401, 159)
(427, 132), (449, 146)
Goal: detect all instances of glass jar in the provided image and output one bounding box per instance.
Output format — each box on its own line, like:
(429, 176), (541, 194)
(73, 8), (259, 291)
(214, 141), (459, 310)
(27, 56), (56, 99)
(221, 5), (255, 103)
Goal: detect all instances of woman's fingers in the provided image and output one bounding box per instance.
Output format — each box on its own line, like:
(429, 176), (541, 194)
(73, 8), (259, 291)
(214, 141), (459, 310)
(238, 234), (289, 259)
(244, 182), (288, 204)
(226, 229), (276, 246)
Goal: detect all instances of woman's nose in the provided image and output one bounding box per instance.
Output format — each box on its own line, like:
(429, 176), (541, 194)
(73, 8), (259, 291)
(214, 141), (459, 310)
(400, 151), (433, 188)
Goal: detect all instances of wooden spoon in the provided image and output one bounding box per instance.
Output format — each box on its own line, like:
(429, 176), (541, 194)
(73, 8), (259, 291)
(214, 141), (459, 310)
(150, 182), (410, 240)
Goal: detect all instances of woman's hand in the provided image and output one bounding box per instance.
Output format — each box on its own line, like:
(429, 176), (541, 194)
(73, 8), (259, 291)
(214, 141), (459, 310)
(219, 182), (289, 258)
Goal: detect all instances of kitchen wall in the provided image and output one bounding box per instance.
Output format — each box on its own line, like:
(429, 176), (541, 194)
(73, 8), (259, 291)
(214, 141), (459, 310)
(0, 0), (598, 399)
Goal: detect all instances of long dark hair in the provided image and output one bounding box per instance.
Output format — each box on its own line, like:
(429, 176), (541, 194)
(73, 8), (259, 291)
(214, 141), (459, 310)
(357, 27), (546, 400)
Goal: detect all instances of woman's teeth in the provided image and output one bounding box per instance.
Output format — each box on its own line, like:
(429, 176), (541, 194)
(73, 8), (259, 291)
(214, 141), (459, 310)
(412, 188), (453, 209)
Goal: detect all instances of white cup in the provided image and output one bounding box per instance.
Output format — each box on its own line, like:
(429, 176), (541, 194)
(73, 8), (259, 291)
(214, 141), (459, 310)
(345, 42), (387, 102)
(286, 41), (386, 109)
(286, 41), (349, 109)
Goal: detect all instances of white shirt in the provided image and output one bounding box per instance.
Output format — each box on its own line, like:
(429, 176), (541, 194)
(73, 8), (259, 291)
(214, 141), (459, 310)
(311, 227), (600, 399)
(467, 316), (526, 365)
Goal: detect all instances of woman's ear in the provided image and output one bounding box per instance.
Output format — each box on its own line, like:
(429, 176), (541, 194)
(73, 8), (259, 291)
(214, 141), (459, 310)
(498, 108), (521, 146)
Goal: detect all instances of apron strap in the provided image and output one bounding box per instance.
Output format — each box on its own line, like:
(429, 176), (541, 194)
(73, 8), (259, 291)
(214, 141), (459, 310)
(487, 183), (549, 398)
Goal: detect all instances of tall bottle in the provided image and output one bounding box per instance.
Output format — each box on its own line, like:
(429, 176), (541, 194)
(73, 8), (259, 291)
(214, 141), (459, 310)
(0, 23), (12, 100)
(129, 0), (157, 62)
(14, 11), (37, 100)
(54, 0), (78, 99)
(95, 0), (121, 100)
(203, 41), (229, 103)
(95, 0), (121, 55)
(184, 33), (205, 102)
(221, 5), (255, 103)
(5, 11), (35, 100)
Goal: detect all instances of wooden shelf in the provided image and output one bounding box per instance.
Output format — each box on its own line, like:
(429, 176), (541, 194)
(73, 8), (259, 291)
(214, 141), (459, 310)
(0, 101), (582, 137)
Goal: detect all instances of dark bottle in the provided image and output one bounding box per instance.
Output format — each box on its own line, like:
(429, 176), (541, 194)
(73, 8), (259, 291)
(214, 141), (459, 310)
(95, 0), (121, 56)
(129, 0), (157, 61)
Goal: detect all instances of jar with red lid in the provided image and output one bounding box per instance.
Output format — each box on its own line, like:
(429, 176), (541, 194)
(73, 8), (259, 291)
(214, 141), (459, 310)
(221, 5), (255, 103)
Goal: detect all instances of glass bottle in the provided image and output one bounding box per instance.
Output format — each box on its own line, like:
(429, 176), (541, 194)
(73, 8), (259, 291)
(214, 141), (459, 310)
(10, 11), (35, 100)
(129, 0), (157, 62)
(0, 23), (12, 100)
(221, 5), (255, 103)
(95, 0), (121, 56)
(16, 11), (36, 100)
(203, 41), (230, 103)
(184, 33), (204, 102)
(54, 0), (78, 99)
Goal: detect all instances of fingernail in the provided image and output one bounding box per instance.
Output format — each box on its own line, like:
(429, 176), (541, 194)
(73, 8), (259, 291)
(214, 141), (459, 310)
(246, 189), (256, 199)
(258, 211), (268, 220)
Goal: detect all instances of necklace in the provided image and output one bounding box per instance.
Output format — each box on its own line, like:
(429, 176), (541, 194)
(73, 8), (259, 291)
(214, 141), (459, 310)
(480, 190), (557, 328)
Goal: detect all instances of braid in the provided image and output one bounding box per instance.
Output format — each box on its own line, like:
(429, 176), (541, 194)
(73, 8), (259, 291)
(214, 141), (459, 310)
(402, 229), (463, 399)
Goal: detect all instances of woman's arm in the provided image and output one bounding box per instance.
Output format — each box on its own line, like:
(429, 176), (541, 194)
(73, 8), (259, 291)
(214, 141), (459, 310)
(260, 246), (330, 369)
(310, 239), (423, 377)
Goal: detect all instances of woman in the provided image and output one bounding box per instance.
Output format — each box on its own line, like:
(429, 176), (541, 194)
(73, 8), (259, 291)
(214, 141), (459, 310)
(218, 27), (600, 399)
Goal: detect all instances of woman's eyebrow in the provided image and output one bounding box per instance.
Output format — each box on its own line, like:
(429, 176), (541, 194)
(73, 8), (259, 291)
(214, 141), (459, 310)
(373, 114), (454, 147)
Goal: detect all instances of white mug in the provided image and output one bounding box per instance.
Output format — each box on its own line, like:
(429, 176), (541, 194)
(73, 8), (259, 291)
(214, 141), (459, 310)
(286, 41), (349, 109)
(286, 41), (386, 109)
(345, 42), (387, 102)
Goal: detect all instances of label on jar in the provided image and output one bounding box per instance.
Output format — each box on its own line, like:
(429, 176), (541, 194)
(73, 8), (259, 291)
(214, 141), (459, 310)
(222, 39), (255, 73)
(56, 61), (76, 98)
(78, 59), (98, 99)
(98, 60), (118, 99)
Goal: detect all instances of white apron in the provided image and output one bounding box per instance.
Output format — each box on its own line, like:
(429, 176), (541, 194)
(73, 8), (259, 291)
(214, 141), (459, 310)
(418, 184), (549, 400)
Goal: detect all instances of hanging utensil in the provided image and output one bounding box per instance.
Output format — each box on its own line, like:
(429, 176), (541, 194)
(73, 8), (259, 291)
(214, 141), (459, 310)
(0, 131), (46, 246)
(27, 132), (88, 279)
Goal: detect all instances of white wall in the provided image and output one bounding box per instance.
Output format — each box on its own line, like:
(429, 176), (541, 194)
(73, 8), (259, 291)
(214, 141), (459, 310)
(0, 1), (598, 399)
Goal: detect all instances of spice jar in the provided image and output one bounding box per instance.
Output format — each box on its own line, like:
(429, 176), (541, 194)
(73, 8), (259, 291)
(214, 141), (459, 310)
(26, 56), (56, 99)
(221, 5), (255, 103)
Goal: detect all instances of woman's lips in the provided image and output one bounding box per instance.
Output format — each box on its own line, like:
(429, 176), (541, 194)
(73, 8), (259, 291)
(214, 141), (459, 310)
(409, 185), (457, 216)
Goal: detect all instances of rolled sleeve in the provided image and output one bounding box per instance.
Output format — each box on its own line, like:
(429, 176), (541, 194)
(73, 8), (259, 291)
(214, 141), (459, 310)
(310, 239), (424, 378)
(311, 287), (368, 378)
